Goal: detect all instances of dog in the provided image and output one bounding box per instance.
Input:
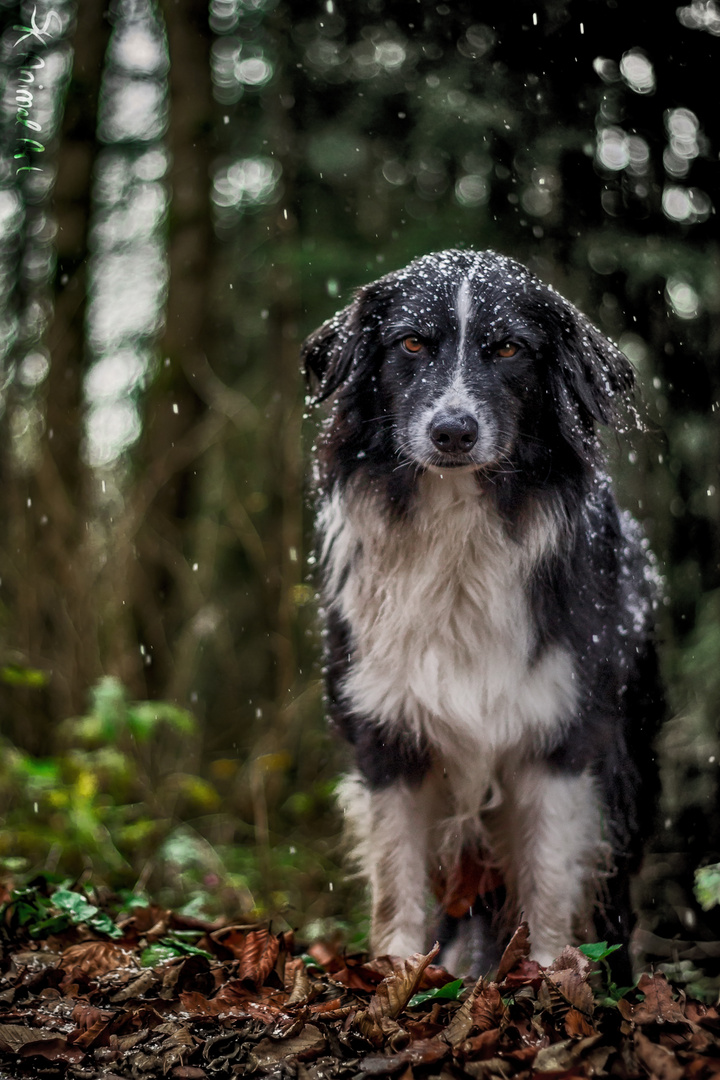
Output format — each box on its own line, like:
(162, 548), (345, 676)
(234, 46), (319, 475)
(303, 249), (663, 974)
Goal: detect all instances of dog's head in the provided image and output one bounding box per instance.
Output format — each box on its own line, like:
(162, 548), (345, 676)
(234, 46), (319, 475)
(303, 249), (635, 486)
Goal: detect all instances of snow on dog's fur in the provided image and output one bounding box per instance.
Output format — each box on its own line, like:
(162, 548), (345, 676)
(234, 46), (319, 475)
(303, 249), (663, 973)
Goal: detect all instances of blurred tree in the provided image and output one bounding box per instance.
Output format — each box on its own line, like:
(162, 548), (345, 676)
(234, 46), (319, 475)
(0, 0), (100, 748)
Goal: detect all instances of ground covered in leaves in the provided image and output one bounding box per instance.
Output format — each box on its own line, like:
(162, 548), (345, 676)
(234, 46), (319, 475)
(1, 884), (720, 1080)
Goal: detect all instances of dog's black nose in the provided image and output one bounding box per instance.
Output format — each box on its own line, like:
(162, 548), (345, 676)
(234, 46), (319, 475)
(429, 413), (479, 454)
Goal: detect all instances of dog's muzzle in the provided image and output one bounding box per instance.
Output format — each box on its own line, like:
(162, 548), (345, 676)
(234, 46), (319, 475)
(429, 411), (479, 455)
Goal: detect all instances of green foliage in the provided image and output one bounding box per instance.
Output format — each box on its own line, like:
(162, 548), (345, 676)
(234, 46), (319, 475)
(578, 942), (623, 963)
(0, 674), (360, 936)
(579, 942), (632, 1005)
(2, 880), (122, 939)
(0, 677), (216, 885)
(140, 935), (214, 967)
(694, 863), (720, 912)
(0, 664), (48, 689)
(409, 979), (464, 1008)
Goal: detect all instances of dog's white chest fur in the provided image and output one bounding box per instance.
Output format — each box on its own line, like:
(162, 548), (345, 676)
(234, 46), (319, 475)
(322, 471), (577, 769)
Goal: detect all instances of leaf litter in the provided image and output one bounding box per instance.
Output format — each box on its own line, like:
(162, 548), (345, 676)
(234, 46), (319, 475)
(2, 886), (720, 1080)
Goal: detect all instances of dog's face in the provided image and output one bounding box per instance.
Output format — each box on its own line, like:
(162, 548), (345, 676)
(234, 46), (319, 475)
(373, 256), (549, 475)
(304, 250), (635, 483)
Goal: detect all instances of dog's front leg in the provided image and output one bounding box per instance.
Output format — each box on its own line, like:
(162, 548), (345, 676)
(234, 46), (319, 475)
(368, 781), (434, 956)
(341, 774), (434, 957)
(498, 762), (604, 966)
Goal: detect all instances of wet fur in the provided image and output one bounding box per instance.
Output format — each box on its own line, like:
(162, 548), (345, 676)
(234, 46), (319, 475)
(303, 249), (662, 974)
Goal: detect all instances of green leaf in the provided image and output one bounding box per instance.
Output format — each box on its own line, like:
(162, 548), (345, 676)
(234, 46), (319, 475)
(159, 936), (213, 960)
(140, 937), (212, 966)
(141, 943), (183, 967)
(115, 891), (150, 913)
(0, 664), (48, 688)
(52, 888), (100, 924)
(408, 978), (464, 1007)
(43, 889), (123, 939)
(299, 953), (324, 971)
(695, 863), (720, 911)
(578, 941), (623, 962)
(87, 910), (123, 939)
(127, 702), (196, 742)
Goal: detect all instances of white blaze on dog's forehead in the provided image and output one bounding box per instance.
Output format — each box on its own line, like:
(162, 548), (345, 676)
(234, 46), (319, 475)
(455, 276), (473, 356)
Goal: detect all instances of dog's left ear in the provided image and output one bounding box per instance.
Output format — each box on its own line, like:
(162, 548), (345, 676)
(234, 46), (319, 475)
(302, 292), (374, 403)
(550, 304), (637, 449)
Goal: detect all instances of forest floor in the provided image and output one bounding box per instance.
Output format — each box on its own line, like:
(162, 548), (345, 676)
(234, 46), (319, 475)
(1, 882), (719, 1080)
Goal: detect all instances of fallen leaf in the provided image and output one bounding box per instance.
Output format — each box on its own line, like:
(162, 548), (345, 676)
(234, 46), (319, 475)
(548, 946), (594, 979)
(248, 1023), (326, 1069)
(634, 1030), (684, 1080)
(18, 1036), (86, 1063)
(0, 1024), (60, 1053)
(499, 958), (543, 992)
(59, 939), (131, 986)
(471, 983), (506, 1032)
(496, 922), (531, 982)
(546, 966), (595, 1017)
(533, 1038), (574, 1072)
(443, 976), (494, 1048)
(564, 1006), (596, 1038)
(235, 927), (281, 984)
(355, 944), (440, 1045)
(461, 1027), (501, 1059)
(109, 967), (158, 1002)
(622, 973), (688, 1026)
(359, 1038), (449, 1074)
(286, 957), (314, 1004)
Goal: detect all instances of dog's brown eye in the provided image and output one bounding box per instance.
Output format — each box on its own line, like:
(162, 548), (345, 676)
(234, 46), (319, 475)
(496, 342), (519, 358)
(401, 336), (424, 354)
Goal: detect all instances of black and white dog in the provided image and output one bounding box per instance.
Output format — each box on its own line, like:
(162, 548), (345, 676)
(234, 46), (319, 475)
(303, 249), (662, 972)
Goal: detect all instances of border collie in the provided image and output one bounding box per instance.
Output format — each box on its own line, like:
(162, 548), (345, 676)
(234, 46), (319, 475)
(303, 249), (662, 972)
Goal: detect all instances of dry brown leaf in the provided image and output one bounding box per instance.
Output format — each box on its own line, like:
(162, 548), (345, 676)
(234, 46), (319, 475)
(623, 973), (688, 1026)
(331, 963), (386, 991)
(370, 944), (441, 1020)
(0, 1025), (59, 1053)
(470, 983), (506, 1033)
(547, 946), (594, 979)
(59, 941), (134, 988)
(109, 968), (158, 1002)
(354, 944), (440, 1046)
(496, 922), (531, 982)
(461, 1027), (501, 1059)
(18, 1037), (86, 1063)
(500, 957), (543, 991)
(532, 1038), (574, 1073)
(70, 1017), (115, 1051)
(285, 958), (314, 1005)
(234, 927), (281, 984)
(246, 1024), (326, 1067)
(634, 1030), (684, 1080)
(443, 975), (495, 1048)
(360, 1039), (449, 1074)
(306, 940), (346, 972)
(463, 1054), (515, 1078)
(564, 1006), (596, 1038)
(547, 966), (595, 1017)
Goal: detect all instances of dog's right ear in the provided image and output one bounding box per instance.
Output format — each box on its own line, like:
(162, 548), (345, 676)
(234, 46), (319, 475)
(302, 293), (372, 403)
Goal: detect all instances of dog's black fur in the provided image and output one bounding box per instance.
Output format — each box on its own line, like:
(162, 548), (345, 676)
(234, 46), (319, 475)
(303, 249), (662, 975)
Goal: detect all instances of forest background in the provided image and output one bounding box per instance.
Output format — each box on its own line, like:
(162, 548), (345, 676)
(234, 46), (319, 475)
(0, 0), (719, 984)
